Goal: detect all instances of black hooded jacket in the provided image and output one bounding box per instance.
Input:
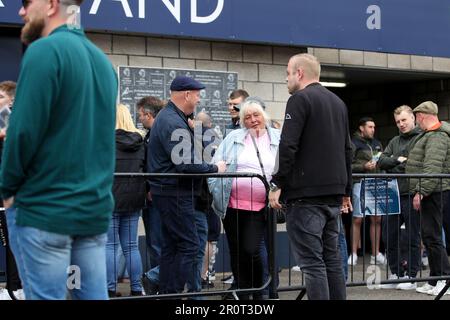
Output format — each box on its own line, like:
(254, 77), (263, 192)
(113, 129), (146, 213)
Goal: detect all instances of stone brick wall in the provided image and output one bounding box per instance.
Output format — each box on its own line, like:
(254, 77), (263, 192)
(87, 32), (306, 124)
(87, 32), (450, 141)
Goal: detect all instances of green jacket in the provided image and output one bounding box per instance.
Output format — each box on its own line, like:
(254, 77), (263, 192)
(0, 25), (118, 235)
(378, 127), (422, 194)
(405, 121), (450, 196)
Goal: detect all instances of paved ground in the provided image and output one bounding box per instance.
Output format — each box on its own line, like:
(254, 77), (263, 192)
(2, 253), (447, 300)
(115, 255), (449, 300)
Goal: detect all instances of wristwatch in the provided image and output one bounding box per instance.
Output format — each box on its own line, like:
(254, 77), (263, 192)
(269, 182), (280, 192)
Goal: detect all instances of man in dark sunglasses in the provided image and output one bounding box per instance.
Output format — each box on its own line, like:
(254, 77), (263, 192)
(226, 89), (249, 133)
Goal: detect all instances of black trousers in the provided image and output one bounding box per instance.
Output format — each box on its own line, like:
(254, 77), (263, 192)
(1, 209), (22, 291)
(223, 207), (266, 296)
(421, 192), (450, 285)
(382, 195), (421, 277)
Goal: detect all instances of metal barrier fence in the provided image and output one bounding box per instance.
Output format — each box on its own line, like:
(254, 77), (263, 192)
(2, 173), (450, 300)
(278, 173), (450, 300)
(112, 172), (276, 301)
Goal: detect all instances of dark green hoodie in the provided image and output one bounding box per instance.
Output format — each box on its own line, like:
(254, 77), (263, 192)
(0, 25), (117, 235)
(378, 126), (422, 194)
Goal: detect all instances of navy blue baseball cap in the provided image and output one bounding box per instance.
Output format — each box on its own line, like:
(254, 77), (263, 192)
(170, 76), (206, 91)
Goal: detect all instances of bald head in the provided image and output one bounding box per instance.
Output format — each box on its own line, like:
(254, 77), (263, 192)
(170, 90), (201, 116)
(196, 112), (212, 128)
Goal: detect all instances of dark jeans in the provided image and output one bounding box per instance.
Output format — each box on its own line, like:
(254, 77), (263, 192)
(443, 192), (450, 254)
(286, 203), (346, 300)
(6, 244), (22, 291)
(186, 210), (208, 297)
(142, 202), (162, 269)
(153, 195), (200, 293)
(382, 195), (421, 277)
(338, 215), (348, 282)
(223, 207), (266, 298)
(421, 192), (450, 286)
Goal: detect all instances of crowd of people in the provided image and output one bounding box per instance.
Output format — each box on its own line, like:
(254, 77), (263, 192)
(1, 0), (450, 301)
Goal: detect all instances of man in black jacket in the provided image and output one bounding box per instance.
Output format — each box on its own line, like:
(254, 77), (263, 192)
(269, 53), (352, 300)
(148, 76), (226, 294)
(137, 96), (164, 294)
(225, 89), (249, 134)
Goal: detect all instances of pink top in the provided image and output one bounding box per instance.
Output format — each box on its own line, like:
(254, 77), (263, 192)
(228, 132), (275, 212)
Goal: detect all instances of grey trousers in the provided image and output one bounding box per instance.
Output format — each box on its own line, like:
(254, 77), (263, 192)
(286, 203), (346, 300)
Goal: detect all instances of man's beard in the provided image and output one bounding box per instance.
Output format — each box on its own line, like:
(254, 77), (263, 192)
(21, 17), (45, 45)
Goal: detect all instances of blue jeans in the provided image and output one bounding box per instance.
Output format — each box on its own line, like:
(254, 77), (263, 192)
(142, 202), (162, 269)
(6, 207), (108, 300)
(186, 210), (208, 298)
(106, 211), (143, 292)
(153, 195), (200, 293)
(145, 265), (160, 284)
(286, 203), (346, 300)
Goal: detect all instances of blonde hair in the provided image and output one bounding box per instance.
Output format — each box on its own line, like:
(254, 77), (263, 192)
(393, 105), (413, 116)
(239, 100), (271, 128)
(116, 104), (145, 137)
(290, 53), (321, 80)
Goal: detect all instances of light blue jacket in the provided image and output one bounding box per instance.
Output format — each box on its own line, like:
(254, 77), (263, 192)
(207, 127), (281, 219)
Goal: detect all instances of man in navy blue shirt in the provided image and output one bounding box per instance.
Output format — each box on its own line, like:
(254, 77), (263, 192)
(148, 76), (226, 293)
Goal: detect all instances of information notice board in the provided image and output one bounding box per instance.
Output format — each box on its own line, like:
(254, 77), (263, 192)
(118, 66), (238, 135)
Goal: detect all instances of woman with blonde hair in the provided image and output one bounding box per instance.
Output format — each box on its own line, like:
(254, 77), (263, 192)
(106, 104), (146, 297)
(208, 98), (280, 299)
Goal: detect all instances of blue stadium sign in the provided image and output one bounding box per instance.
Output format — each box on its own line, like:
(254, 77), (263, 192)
(1, 0), (450, 58)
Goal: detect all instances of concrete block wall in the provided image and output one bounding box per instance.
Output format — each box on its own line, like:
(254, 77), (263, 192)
(308, 47), (450, 145)
(309, 47), (450, 73)
(87, 32), (306, 124)
(88, 32), (450, 138)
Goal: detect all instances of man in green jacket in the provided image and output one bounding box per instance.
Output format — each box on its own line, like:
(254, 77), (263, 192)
(378, 105), (421, 290)
(406, 101), (450, 296)
(0, 0), (117, 299)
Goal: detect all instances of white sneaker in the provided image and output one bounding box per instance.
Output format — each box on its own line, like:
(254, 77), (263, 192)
(396, 276), (417, 290)
(12, 289), (25, 300)
(291, 265), (301, 272)
(223, 275), (234, 284)
(0, 288), (12, 300)
(380, 274), (398, 289)
(370, 253), (387, 265)
(428, 280), (450, 296)
(347, 253), (358, 266)
(207, 270), (216, 281)
(416, 283), (435, 294)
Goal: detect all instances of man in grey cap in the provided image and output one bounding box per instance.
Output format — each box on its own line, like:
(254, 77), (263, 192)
(406, 101), (450, 295)
(148, 76), (226, 294)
